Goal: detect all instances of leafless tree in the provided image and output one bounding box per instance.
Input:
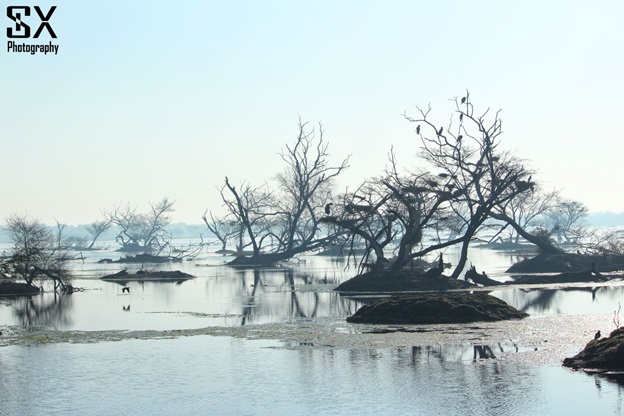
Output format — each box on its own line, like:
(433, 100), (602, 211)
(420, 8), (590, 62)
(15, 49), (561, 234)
(545, 198), (588, 243)
(212, 119), (349, 265)
(405, 92), (559, 277)
(105, 197), (175, 253)
(491, 187), (560, 244)
(202, 210), (242, 252)
(321, 149), (459, 271)
(1, 214), (72, 292)
(85, 218), (113, 249)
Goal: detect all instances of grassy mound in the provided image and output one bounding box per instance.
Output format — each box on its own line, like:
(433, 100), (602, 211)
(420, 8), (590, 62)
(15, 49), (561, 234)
(563, 327), (624, 371)
(346, 292), (528, 324)
(335, 269), (475, 293)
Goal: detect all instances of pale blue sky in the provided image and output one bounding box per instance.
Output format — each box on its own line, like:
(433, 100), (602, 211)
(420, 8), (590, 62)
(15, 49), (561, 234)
(2, 0), (623, 224)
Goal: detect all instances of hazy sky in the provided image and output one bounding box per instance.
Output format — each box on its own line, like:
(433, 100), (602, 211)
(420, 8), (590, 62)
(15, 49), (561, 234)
(2, 0), (623, 224)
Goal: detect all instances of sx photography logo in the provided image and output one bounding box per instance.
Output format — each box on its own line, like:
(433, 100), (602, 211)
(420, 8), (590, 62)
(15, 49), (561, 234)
(6, 5), (59, 55)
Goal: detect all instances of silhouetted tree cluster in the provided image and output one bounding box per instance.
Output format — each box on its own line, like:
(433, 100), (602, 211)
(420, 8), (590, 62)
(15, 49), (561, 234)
(207, 119), (349, 265)
(105, 197), (175, 253)
(323, 92), (562, 277)
(1, 214), (72, 292)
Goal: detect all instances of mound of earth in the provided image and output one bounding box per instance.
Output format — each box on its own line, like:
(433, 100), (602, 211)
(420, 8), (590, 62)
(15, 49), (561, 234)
(346, 292), (528, 324)
(507, 253), (624, 273)
(335, 269), (475, 293)
(563, 327), (624, 371)
(100, 270), (194, 282)
(0, 282), (40, 296)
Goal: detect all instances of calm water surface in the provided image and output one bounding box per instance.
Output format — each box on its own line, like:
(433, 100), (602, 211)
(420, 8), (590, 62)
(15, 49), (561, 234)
(1, 241), (624, 414)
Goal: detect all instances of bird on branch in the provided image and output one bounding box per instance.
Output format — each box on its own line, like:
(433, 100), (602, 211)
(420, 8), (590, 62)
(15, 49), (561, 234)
(461, 96), (466, 104)
(437, 127), (444, 136)
(416, 125), (421, 134)
(324, 203), (333, 215)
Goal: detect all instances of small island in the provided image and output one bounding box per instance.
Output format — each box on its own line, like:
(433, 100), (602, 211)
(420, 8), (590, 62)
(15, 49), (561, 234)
(563, 327), (624, 371)
(100, 270), (194, 282)
(0, 281), (41, 296)
(346, 292), (528, 325)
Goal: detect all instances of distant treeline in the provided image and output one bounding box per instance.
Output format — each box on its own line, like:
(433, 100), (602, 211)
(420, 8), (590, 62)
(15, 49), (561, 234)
(0, 223), (215, 244)
(0, 215), (622, 245)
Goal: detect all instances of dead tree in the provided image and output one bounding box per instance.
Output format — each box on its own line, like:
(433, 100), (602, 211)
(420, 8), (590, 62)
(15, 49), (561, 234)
(202, 211), (242, 252)
(215, 120), (349, 265)
(405, 91), (542, 278)
(106, 197), (175, 253)
(2, 214), (72, 292)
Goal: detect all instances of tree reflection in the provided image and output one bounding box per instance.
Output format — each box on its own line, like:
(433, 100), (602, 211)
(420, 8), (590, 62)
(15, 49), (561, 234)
(235, 265), (357, 325)
(10, 293), (73, 328)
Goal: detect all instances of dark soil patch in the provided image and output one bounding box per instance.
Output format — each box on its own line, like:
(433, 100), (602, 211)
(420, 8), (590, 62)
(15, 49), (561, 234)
(335, 269), (476, 293)
(0, 281), (40, 296)
(563, 327), (624, 371)
(100, 270), (194, 282)
(346, 292), (528, 325)
(507, 253), (624, 273)
(511, 270), (618, 285)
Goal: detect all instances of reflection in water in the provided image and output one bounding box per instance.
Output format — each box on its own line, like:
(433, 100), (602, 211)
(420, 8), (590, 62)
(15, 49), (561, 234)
(492, 285), (624, 316)
(10, 293), (73, 328)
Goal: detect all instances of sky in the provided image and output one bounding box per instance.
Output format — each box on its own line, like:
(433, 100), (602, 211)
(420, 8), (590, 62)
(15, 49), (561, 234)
(1, 0), (623, 225)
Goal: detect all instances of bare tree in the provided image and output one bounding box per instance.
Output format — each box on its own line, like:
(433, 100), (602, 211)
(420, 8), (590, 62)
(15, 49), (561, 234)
(405, 92), (561, 277)
(85, 218), (113, 249)
(491, 187), (560, 244)
(202, 210), (242, 253)
(106, 197), (175, 253)
(212, 119), (349, 265)
(545, 198), (588, 243)
(321, 149), (460, 272)
(1, 214), (72, 292)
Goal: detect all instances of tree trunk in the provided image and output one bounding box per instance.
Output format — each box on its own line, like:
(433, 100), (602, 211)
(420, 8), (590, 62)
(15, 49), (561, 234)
(491, 212), (563, 254)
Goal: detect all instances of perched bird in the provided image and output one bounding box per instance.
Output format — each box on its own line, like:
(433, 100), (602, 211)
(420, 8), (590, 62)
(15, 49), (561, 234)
(122, 287), (130, 293)
(457, 135), (463, 142)
(461, 96), (466, 104)
(416, 125), (421, 134)
(437, 126), (444, 136)
(594, 330), (601, 340)
(324, 203), (333, 215)
(459, 113), (464, 121)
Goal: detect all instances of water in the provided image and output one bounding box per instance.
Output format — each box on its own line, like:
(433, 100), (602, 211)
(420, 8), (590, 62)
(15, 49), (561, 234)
(1, 336), (623, 415)
(1, 241), (624, 414)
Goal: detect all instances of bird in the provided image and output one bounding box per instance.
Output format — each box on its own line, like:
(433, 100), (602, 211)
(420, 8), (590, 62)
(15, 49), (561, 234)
(461, 96), (466, 104)
(459, 113), (464, 121)
(437, 126), (444, 136)
(416, 125), (421, 134)
(324, 203), (333, 215)
(123, 305), (131, 311)
(457, 135), (463, 142)
(122, 287), (130, 293)
(594, 330), (601, 340)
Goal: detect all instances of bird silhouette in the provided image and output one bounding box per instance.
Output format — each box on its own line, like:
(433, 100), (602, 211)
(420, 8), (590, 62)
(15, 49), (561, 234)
(459, 113), (464, 121)
(594, 330), (601, 340)
(416, 125), (421, 134)
(324, 203), (333, 215)
(437, 127), (443, 136)
(461, 97), (466, 104)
